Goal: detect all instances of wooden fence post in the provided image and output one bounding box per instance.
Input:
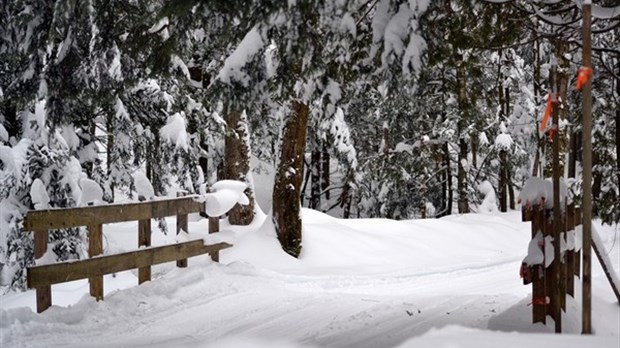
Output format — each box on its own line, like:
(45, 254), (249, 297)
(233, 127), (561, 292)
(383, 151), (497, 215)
(138, 219), (151, 284)
(575, 206), (582, 278)
(544, 211), (556, 322)
(34, 230), (51, 313)
(532, 207), (546, 324)
(177, 192), (188, 268)
(88, 224), (104, 301)
(566, 204), (576, 297)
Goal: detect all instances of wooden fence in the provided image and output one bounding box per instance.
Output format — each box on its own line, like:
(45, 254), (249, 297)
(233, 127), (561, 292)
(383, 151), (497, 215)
(521, 203), (581, 325)
(521, 203), (620, 329)
(23, 195), (231, 313)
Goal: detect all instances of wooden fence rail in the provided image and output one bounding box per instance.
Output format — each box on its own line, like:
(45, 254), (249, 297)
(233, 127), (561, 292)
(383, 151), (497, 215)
(23, 195), (230, 313)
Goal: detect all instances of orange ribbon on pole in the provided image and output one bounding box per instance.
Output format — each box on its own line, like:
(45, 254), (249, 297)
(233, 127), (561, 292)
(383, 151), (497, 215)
(576, 67), (593, 91)
(539, 94), (553, 133)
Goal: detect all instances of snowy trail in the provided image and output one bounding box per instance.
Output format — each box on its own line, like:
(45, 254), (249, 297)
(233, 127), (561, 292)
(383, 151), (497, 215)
(1, 210), (619, 348)
(1, 257), (529, 348)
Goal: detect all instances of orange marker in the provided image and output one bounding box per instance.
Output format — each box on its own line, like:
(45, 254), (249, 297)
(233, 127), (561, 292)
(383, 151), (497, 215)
(576, 67), (593, 91)
(539, 95), (553, 132)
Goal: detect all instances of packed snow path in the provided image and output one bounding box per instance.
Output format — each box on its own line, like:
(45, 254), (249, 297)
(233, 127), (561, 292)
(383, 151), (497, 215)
(1, 210), (619, 348)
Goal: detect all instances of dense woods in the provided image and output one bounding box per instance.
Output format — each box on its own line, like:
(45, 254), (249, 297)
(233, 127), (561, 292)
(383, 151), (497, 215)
(1, 0), (618, 291)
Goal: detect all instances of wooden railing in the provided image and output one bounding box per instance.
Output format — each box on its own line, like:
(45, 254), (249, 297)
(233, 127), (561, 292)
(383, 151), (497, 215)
(23, 195), (231, 313)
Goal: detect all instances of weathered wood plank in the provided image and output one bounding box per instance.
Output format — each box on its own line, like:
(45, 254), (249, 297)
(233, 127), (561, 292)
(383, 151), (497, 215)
(23, 197), (204, 231)
(27, 241), (232, 288)
(34, 230), (51, 313)
(88, 224), (104, 301)
(138, 219), (152, 284)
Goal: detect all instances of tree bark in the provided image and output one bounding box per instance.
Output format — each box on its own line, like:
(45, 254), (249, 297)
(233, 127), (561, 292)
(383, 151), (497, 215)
(616, 59), (620, 203)
(225, 110), (255, 225)
(310, 148), (321, 209)
(456, 53), (470, 214)
(321, 143), (330, 200)
(272, 100), (309, 257)
(499, 150), (507, 212)
(445, 142), (453, 216)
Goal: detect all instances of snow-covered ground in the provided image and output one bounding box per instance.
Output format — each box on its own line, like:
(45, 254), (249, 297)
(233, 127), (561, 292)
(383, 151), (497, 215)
(1, 208), (619, 348)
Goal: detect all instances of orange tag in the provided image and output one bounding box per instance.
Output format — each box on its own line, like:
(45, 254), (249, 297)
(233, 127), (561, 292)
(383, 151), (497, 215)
(539, 95), (553, 132)
(576, 67), (593, 90)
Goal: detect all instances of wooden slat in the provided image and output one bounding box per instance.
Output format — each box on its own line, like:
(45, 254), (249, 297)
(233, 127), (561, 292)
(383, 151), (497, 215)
(34, 230), (51, 313)
(138, 219), (152, 284)
(27, 241), (232, 288)
(88, 224), (104, 301)
(23, 197), (204, 231)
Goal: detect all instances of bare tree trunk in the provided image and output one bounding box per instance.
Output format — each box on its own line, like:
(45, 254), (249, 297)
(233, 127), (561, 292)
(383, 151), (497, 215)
(321, 143), (330, 200)
(456, 52), (470, 214)
(499, 150), (507, 212)
(273, 100), (309, 257)
(225, 110), (255, 225)
(616, 59), (620, 202)
(310, 149), (321, 209)
(445, 142), (453, 216)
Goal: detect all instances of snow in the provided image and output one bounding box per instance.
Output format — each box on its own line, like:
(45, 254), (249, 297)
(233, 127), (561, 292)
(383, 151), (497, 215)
(29, 179), (50, 210)
(132, 172), (155, 200)
(1, 204), (619, 347)
(216, 26), (264, 87)
(203, 180), (249, 217)
(477, 180), (498, 214)
(523, 231), (544, 265)
(78, 176), (104, 206)
(0, 124), (8, 143)
(159, 113), (189, 151)
(518, 177), (570, 209)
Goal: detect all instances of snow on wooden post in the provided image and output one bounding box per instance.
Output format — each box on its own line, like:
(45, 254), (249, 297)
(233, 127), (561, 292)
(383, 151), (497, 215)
(33, 230), (51, 313)
(138, 218), (151, 284)
(88, 224), (104, 301)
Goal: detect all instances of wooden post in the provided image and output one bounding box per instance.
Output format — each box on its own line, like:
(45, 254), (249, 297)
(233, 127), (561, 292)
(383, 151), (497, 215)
(581, 1), (593, 335)
(544, 212), (555, 321)
(34, 230), (51, 313)
(208, 216), (220, 262)
(532, 207), (546, 324)
(575, 206), (582, 278)
(566, 204), (575, 297)
(177, 192), (189, 268)
(138, 219), (151, 284)
(88, 224), (103, 301)
(550, 62), (562, 333)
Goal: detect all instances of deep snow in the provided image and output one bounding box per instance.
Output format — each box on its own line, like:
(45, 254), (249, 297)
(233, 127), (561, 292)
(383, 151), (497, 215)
(1, 208), (619, 348)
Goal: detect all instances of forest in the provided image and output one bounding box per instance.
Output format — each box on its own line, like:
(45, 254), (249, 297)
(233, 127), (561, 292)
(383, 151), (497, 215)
(0, 0), (619, 293)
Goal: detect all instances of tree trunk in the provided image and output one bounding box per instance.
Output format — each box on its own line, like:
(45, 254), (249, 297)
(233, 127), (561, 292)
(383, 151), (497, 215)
(321, 143), (330, 200)
(616, 59), (620, 202)
(225, 110), (255, 225)
(456, 52), (469, 214)
(310, 148), (321, 209)
(499, 150), (507, 212)
(445, 142), (453, 216)
(272, 100), (309, 257)
(457, 138), (469, 213)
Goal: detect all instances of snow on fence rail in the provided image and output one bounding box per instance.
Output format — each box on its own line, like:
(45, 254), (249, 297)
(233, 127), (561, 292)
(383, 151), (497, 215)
(23, 195), (231, 313)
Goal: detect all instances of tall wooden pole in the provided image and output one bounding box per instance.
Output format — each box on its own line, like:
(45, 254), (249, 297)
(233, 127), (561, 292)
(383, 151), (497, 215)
(551, 63), (562, 333)
(581, 1), (593, 335)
